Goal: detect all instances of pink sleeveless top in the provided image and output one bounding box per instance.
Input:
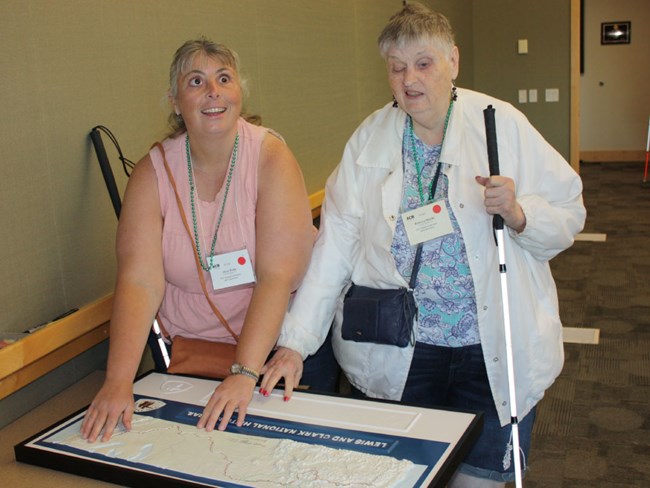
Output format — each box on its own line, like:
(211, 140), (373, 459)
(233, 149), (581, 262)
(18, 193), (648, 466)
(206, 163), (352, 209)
(150, 118), (265, 344)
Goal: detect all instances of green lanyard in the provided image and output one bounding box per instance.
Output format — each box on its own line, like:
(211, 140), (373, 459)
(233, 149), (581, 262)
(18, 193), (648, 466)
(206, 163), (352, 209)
(186, 133), (239, 271)
(407, 100), (454, 205)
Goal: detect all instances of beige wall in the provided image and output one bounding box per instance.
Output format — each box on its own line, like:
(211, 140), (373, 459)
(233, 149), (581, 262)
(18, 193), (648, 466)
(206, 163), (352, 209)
(472, 0), (572, 159)
(0, 0), (401, 336)
(580, 0), (650, 154)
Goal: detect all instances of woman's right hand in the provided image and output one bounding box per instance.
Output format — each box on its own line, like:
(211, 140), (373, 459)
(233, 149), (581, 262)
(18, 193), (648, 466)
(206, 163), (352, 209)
(80, 380), (134, 443)
(259, 347), (304, 400)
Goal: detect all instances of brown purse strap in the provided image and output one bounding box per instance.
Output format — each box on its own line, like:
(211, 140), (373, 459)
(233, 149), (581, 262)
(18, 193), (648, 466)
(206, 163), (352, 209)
(153, 141), (239, 342)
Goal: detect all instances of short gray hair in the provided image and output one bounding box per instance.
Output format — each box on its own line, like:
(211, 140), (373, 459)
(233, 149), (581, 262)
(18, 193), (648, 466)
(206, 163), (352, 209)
(378, 2), (456, 58)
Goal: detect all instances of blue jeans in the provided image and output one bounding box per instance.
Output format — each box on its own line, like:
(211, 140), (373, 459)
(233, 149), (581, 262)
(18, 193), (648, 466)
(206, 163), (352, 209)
(300, 327), (341, 393)
(350, 342), (535, 483)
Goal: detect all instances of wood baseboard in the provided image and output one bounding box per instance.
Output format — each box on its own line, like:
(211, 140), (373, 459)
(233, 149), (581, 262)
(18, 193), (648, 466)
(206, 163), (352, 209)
(580, 150), (645, 163)
(0, 295), (112, 400)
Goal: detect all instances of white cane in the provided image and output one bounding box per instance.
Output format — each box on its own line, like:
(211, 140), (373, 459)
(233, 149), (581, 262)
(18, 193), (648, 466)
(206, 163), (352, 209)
(484, 105), (523, 488)
(643, 116), (649, 186)
(152, 319), (171, 368)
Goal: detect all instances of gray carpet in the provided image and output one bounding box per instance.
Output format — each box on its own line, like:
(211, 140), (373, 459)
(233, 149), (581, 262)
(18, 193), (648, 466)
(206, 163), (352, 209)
(523, 163), (650, 487)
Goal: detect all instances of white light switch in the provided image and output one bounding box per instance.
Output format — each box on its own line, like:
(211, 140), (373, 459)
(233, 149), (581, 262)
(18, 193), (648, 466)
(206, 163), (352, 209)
(545, 88), (559, 102)
(518, 39), (528, 54)
(528, 89), (538, 103)
(518, 89), (527, 103)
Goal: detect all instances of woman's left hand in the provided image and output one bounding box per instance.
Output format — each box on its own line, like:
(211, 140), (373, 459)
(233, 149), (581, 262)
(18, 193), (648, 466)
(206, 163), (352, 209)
(197, 374), (257, 431)
(476, 175), (526, 233)
(259, 346), (304, 401)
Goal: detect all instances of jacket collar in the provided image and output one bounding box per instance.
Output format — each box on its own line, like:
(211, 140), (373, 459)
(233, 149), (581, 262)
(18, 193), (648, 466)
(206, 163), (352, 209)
(355, 103), (406, 171)
(355, 98), (465, 171)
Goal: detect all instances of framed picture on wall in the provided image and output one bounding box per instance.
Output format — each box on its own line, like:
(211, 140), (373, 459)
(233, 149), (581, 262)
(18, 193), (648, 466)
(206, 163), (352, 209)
(601, 21), (631, 44)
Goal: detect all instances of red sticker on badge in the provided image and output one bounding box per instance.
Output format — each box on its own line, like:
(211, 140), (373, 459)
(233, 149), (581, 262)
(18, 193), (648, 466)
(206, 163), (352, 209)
(432, 204), (442, 213)
(237, 256), (247, 265)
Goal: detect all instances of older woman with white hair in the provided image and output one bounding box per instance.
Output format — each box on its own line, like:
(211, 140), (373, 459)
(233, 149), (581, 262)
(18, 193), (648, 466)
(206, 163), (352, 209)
(262, 3), (585, 486)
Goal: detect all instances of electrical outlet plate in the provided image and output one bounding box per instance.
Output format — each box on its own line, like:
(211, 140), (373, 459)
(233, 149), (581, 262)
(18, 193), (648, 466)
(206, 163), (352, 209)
(545, 88), (559, 102)
(517, 39), (528, 54)
(518, 89), (527, 103)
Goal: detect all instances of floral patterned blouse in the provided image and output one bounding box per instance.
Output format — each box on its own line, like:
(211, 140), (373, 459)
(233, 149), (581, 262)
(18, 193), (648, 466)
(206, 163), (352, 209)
(390, 117), (480, 347)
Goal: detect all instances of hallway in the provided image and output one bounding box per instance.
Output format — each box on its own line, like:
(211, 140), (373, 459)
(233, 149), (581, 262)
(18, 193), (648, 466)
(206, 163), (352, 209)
(525, 162), (650, 487)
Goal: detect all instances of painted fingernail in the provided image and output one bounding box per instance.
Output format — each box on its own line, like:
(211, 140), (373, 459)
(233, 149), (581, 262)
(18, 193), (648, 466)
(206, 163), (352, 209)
(284, 396), (289, 402)
(264, 390), (270, 397)
(259, 389), (266, 396)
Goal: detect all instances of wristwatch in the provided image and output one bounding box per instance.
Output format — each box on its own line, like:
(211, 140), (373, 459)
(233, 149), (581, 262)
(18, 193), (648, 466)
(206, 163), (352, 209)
(230, 363), (260, 382)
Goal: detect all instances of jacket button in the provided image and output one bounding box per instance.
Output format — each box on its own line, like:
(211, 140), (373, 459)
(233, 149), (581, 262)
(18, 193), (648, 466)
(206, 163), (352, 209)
(389, 215), (396, 221)
(493, 357), (499, 362)
(459, 203), (465, 208)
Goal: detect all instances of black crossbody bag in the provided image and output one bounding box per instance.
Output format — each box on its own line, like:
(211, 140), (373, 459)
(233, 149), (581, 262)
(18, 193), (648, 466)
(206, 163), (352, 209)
(341, 153), (445, 348)
(341, 242), (423, 347)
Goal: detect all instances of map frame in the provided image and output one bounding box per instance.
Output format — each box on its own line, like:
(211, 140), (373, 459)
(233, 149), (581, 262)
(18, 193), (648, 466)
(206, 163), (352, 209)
(15, 371), (482, 487)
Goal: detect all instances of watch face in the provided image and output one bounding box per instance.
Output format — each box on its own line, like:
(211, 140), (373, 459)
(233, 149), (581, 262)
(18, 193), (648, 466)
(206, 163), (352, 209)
(230, 363), (239, 374)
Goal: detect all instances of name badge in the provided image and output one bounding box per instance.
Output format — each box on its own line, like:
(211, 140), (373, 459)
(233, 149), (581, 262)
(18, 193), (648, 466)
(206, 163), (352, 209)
(209, 249), (256, 291)
(401, 200), (454, 245)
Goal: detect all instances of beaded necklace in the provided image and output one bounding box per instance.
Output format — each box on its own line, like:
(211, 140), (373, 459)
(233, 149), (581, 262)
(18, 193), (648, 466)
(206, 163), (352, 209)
(407, 99), (454, 204)
(185, 133), (239, 272)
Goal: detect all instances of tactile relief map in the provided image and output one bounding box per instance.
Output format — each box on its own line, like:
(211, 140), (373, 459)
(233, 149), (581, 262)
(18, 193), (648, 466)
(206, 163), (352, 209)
(48, 413), (417, 487)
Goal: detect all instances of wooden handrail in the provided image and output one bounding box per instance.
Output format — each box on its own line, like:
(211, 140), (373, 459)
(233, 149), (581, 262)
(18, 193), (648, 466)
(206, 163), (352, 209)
(0, 295), (112, 400)
(310, 189), (324, 220)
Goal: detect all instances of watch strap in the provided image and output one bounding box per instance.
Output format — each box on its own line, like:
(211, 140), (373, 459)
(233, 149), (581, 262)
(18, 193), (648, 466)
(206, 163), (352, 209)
(231, 363), (260, 382)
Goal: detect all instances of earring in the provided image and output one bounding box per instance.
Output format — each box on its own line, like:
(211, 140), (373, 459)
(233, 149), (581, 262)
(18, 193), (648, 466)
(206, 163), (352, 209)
(451, 83), (458, 102)
(392, 96), (398, 108)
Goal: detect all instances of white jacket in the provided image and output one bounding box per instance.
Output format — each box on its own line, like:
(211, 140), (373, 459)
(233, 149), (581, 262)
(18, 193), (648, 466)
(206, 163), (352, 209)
(279, 88), (586, 426)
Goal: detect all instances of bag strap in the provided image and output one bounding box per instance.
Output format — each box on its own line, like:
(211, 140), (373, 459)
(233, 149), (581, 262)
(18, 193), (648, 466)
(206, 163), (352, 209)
(408, 159), (443, 290)
(153, 142), (239, 342)
(409, 243), (423, 290)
